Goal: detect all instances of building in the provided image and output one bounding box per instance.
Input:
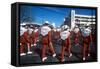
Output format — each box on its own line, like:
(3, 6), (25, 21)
(71, 10), (96, 29)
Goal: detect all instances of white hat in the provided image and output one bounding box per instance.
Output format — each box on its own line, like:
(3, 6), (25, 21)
(45, 21), (49, 24)
(81, 28), (91, 37)
(86, 23), (90, 27)
(20, 26), (27, 36)
(61, 25), (69, 30)
(75, 25), (78, 28)
(56, 28), (61, 32)
(20, 23), (26, 26)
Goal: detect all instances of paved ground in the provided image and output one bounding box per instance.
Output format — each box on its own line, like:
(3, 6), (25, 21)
(20, 38), (97, 65)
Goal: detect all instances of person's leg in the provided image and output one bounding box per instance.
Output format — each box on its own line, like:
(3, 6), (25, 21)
(48, 42), (56, 57)
(42, 44), (47, 62)
(30, 38), (33, 47)
(83, 43), (87, 60)
(27, 43), (32, 54)
(87, 43), (90, 57)
(67, 38), (72, 57)
(61, 46), (65, 62)
(68, 45), (72, 57)
(33, 34), (37, 46)
(20, 43), (26, 56)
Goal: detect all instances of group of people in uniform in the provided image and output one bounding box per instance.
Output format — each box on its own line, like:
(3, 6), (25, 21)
(20, 21), (95, 62)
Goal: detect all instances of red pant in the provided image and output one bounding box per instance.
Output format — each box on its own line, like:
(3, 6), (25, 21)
(82, 36), (91, 58)
(20, 43), (25, 53)
(27, 43), (32, 52)
(42, 42), (55, 58)
(20, 33), (32, 54)
(61, 38), (71, 60)
(83, 43), (90, 58)
(20, 36), (26, 53)
(20, 43), (32, 53)
(61, 46), (71, 60)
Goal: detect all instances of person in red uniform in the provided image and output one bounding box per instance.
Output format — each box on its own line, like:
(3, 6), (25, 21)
(20, 25), (27, 56)
(28, 26), (35, 47)
(30, 27), (35, 47)
(73, 25), (80, 46)
(55, 27), (61, 40)
(60, 25), (72, 62)
(34, 27), (39, 46)
(91, 27), (96, 49)
(81, 24), (92, 60)
(20, 25), (32, 56)
(41, 21), (56, 62)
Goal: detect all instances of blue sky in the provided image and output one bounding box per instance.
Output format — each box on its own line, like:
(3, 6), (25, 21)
(20, 5), (96, 27)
